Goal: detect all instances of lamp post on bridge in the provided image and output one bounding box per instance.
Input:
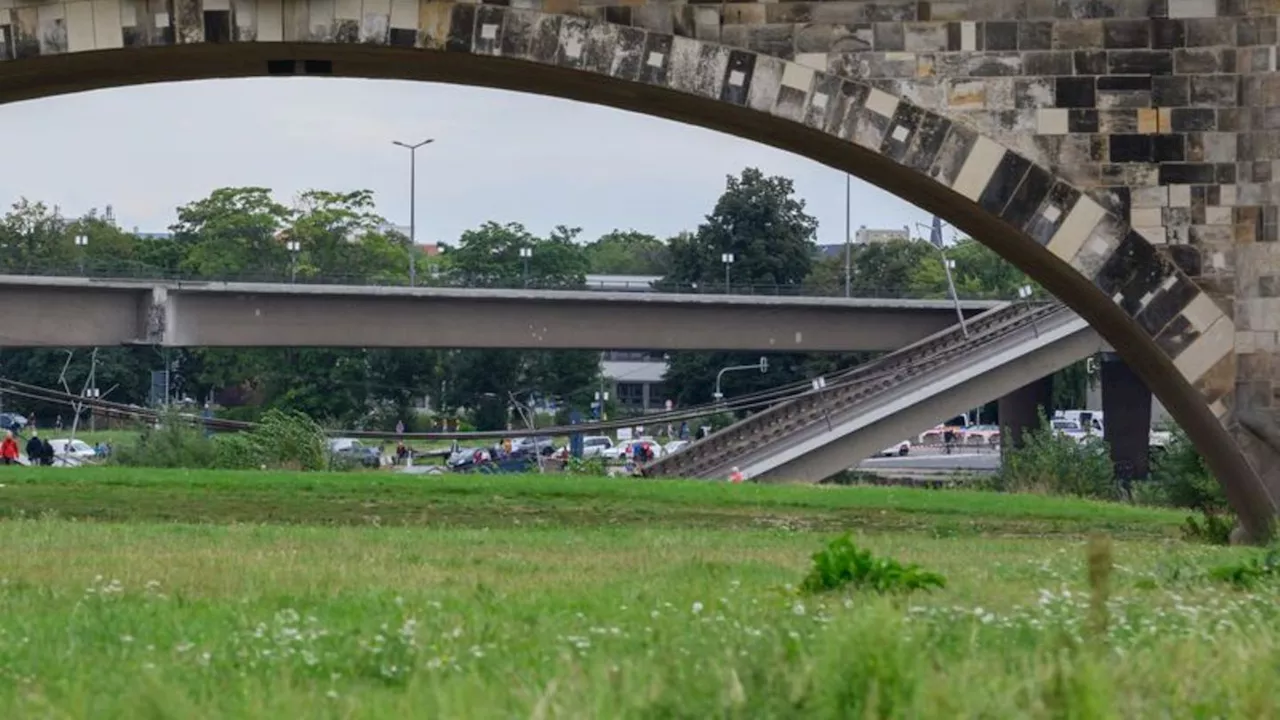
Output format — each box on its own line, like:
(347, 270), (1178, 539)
(519, 246), (533, 288)
(391, 138), (434, 287)
(721, 252), (734, 294)
(1018, 284), (1040, 338)
(74, 234), (88, 275)
(286, 240), (301, 283)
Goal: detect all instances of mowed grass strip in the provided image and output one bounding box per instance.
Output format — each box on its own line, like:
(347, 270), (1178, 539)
(0, 466), (1186, 537)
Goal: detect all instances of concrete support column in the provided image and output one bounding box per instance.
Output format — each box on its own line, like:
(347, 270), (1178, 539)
(1101, 353), (1151, 481)
(997, 376), (1053, 449)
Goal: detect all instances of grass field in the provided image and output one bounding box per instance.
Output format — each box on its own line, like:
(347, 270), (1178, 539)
(0, 468), (1275, 717)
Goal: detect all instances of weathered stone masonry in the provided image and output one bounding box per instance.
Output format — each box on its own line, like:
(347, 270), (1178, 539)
(0, 0), (1277, 532)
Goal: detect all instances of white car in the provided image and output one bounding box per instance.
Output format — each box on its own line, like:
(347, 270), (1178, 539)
(50, 438), (97, 460)
(664, 440), (690, 455)
(878, 440), (911, 457)
(603, 438), (663, 461)
(581, 436), (614, 459)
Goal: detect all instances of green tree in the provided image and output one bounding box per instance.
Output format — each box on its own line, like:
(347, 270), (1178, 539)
(661, 169), (822, 405)
(665, 168), (817, 291)
(907, 238), (1033, 300)
(447, 222), (588, 289)
(288, 189), (409, 282)
(0, 199), (72, 273)
(584, 230), (669, 275)
(171, 187), (291, 278)
(849, 239), (938, 297)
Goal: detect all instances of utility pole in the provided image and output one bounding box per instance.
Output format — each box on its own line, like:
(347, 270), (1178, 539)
(844, 174), (851, 298)
(392, 138), (435, 286)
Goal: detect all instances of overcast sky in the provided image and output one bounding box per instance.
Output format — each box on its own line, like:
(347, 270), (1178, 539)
(0, 77), (933, 246)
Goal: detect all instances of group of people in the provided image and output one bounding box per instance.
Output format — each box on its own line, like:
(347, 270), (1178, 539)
(0, 429), (55, 465)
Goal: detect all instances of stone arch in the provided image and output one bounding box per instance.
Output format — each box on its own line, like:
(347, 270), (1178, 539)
(0, 1), (1275, 537)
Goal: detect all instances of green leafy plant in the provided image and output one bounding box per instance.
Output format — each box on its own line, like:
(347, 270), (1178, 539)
(564, 456), (607, 476)
(995, 413), (1118, 500)
(114, 408), (328, 471)
(1208, 548), (1280, 589)
(800, 534), (946, 595)
(1182, 510), (1236, 546)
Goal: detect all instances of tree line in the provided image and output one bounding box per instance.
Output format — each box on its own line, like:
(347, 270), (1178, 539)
(0, 167), (1087, 431)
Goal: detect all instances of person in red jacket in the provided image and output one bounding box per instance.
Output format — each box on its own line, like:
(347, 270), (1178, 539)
(1, 431), (19, 465)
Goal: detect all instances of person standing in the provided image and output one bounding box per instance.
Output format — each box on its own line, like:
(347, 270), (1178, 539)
(25, 430), (43, 466)
(40, 436), (54, 466)
(1, 431), (19, 465)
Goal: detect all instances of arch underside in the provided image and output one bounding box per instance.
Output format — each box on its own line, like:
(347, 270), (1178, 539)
(0, 3), (1273, 536)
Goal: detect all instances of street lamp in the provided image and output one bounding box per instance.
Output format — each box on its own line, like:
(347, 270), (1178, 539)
(721, 252), (735, 294)
(286, 240), (300, 283)
(914, 219), (968, 337)
(74, 234), (88, 275)
(714, 356), (768, 402)
(392, 138), (435, 287)
(519, 246), (533, 287)
(1018, 284), (1040, 337)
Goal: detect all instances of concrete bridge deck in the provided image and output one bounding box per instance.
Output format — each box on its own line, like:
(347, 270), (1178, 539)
(2, 274), (1003, 351)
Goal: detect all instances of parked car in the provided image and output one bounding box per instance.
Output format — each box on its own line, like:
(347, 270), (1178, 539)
(512, 436), (556, 457)
(448, 447), (489, 469)
(581, 435), (614, 459)
(328, 438), (382, 468)
(0, 413), (27, 433)
(603, 438), (663, 461)
(664, 439), (690, 455)
(877, 440), (911, 457)
(961, 425), (1001, 447)
(1149, 429), (1173, 450)
(49, 438), (97, 461)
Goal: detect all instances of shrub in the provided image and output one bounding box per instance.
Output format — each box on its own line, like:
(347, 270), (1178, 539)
(114, 408), (328, 471)
(1127, 480), (1171, 507)
(1209, 548), (1280, 589)
(995, 414), (1118, 500)
(110, 413), (219, 469)
(800, 534), (945, 595)
(564, 457), (607, 476)
(1148, 428), (1236, 544)
(1150, 428), (1227, 512)
(251, 409), (328, 470)
(1181, 510), (1235, 545)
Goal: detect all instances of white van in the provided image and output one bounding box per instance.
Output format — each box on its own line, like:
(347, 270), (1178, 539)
(1055, 410), (1103, 434)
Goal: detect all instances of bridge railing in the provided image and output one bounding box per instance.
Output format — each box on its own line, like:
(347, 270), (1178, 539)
(0, 259), (1030, 302)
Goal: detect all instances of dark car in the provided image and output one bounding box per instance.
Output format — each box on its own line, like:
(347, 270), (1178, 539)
(328, 438), (382, 469)
(0, 413), (28, 433)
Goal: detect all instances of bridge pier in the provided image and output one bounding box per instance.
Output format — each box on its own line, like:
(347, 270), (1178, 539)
(1101, 353), (1152, 483)
(997, 377), (1053, 450)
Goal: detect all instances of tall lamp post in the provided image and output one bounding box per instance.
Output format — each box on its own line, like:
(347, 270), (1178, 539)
(721, 252), (735, 294)
(392, 138), (434, 287)
(286, 239), (300, 283)
(519, 246), (533, 287)
(914, 218), (968, 338)
(74, 234), (88, 275)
